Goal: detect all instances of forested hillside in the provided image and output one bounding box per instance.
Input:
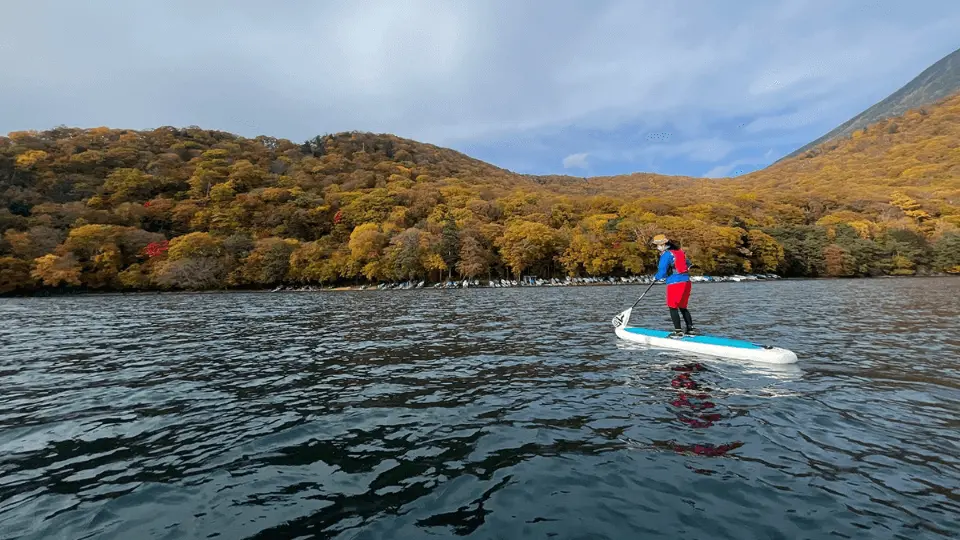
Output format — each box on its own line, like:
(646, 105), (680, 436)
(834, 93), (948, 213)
(2, 92), (959, 295)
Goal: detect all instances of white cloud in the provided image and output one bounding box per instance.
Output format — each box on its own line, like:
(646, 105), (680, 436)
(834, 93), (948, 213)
(596, 138), (737, 163)
(744, 108), (825, 133)
(685, 139), (737, 162)
(1, 0), (958, 174)
(703, 158), (766, 178)
(748, 66), (820, 96)
(703, 164), (734, 178)
(562, 152), (589, 169)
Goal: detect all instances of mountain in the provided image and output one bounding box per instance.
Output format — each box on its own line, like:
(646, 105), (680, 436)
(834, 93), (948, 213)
(2, 92), (959, 295)
(781, 46), (960, 161)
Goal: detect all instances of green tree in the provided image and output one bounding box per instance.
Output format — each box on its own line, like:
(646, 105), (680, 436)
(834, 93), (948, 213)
(117, 263), (153, 289)
(932, 232), (960, 273)
(240, 237), (298, 285)
(767, 226), (829, 276)
(383, 228), (426, 281)
(881, 228), (931, 275)
(437, 219), (460, 280)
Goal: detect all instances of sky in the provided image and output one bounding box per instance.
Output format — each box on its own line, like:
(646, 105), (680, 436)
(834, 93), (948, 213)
(1, 0), (958, 179)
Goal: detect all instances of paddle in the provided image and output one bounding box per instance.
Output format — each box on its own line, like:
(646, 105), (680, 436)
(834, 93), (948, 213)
(612, 279), (659, 329)
(628, 279), (658, 309)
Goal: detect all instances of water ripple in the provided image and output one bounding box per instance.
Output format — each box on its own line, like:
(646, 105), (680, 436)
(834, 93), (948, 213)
(1, 278), (959, 539)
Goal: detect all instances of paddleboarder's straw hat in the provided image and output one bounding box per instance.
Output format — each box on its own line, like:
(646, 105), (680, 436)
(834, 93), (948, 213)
(651, 234), (669, 245)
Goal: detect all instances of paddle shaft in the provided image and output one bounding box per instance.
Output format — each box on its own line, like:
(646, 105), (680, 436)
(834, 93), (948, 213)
(630, 280), (658, 309)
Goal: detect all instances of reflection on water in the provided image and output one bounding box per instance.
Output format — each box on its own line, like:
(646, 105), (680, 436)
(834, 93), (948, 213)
(1, 278), (959, 539)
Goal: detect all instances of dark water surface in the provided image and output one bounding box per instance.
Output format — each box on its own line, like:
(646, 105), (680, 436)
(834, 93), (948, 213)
(1, 278), (959, 539)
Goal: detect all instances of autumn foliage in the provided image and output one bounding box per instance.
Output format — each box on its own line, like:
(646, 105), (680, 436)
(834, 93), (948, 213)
(2, 92), (960, 294)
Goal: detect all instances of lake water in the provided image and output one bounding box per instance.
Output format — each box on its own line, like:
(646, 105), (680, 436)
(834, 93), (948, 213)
(1, 278), (959, 539)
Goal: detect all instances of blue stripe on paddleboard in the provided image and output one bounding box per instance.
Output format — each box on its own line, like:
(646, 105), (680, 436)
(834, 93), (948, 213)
(623, 327), (765, 350)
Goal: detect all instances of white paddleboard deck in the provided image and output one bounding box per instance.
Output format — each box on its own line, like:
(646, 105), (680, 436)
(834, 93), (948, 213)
(613, 308), (798, 364)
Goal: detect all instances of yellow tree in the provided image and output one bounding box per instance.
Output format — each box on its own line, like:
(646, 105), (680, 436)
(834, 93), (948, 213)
(15, 150), (48, 168)
(496, 220), (559, 279)
(890, 191), (934, 234)
(151, 231), (228, 289)
(167, 232), (224, 260)
(746, 230), (785, 273)
(32, 254), (82, 287)
(559, 214), (620, 276)
(103, 168), (158, 203)
(289, 240), (344, 285)
(59, 224), (128, 288)
(189, 149), (230, 198)
(228, 159), (268, 191)
(347, 223), (387, 280)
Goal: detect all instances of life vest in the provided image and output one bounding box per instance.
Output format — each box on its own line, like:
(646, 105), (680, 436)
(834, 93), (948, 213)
(670, 249), (689, 274)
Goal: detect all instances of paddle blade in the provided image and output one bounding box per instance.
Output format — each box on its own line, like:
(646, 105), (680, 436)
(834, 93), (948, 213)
(612, 308), (632, 329)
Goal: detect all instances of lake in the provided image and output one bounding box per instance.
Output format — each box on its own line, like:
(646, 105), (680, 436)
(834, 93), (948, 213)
(1, 278), (958, 539)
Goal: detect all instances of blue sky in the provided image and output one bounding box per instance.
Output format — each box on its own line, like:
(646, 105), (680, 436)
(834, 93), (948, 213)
(2, 1), (959, 179)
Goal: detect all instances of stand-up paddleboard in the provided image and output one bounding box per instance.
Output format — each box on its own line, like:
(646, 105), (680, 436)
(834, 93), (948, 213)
(612, 308), (798, 364)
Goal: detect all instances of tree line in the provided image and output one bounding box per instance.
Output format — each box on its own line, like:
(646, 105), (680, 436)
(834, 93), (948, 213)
(2, 93), (960, 294)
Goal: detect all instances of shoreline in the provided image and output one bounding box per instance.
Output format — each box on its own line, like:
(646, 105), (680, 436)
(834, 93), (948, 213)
(2, 273), (956, 299)
(268, 272), (957, 293)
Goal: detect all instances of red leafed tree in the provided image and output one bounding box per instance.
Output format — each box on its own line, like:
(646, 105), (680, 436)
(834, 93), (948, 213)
(145, 240), (169, 258)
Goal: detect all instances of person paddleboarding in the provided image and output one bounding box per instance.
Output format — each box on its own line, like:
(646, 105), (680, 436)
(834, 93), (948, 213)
(652, 234), (697, 337)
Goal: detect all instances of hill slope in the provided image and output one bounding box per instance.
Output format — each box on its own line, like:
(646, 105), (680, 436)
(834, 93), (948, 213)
(781, 46), (960, 161)
(1, 95), (959, 295)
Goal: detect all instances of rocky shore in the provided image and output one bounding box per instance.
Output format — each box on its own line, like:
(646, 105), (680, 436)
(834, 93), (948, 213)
(271, 273), (784, 292)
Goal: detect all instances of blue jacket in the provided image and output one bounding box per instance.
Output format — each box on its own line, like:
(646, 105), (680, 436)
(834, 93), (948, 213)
(654, 250), (690, 285)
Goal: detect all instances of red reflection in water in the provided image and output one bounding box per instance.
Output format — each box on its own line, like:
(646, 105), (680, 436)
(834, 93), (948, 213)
(665, 362), (743, 457)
